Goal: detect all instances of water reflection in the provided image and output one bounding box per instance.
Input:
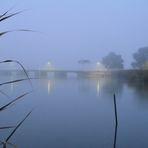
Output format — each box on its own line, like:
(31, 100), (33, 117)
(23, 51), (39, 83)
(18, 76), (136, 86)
(96, 80), (100, 96)
(48, 80), (51, 95)
(77, 78), (121, 96)
(113, 124), (118, 148)
(95, 78), (124, 97)
(2, 76), (148, 148)
(127, 80), (148, 96)
(78, 79), (92, 93)
(127, 80), (148, 106)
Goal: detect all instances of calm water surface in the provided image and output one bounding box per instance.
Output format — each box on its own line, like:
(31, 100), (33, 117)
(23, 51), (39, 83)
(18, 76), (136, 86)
(0, 76), (148, 148)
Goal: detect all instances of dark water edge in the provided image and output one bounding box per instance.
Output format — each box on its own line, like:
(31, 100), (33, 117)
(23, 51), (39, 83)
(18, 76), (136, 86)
(0, 76), (148, 148)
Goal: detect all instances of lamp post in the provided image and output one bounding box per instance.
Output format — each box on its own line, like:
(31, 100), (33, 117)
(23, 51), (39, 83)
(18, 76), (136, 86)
(96, 62), (101, 71)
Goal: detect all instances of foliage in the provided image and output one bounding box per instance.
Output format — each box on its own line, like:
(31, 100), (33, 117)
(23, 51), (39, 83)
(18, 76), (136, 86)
(101, 52), (124, 69)
(0, 8), (33, 147)
(78, 59), (91, 64)
(132, 47), (148, 69)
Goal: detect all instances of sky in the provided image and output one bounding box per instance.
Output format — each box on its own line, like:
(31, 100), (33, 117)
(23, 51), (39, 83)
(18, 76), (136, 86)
(0, 0), (148, 69)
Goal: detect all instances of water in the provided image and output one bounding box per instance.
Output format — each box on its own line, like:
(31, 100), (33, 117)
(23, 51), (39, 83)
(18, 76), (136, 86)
(0, 76), (148, 148)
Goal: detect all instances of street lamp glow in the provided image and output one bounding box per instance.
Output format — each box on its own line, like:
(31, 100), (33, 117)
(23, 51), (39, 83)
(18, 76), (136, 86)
(96, 62), (106, 71)
(97, 62), (101, 65)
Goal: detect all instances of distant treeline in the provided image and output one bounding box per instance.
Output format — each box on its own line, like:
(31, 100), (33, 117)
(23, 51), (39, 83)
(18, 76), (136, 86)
(101, 47), (148, 70)
(108, 70), (148, 81)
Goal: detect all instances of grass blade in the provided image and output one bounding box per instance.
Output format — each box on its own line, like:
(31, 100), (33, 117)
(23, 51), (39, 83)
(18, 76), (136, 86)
(0, 90), (11, 99)
(113, 94), (118, 148)
(0, 11), (9, 19)
(0, 8), (12, 19)
(0, 92), (31, 111)
(0, 31), (10, 37)
(113, 94), (118, 126)
(0, 29), (34, 37)
(0, 6), (17, 19)
(7, 142), (17, 148)
(6, 111), (32, 142)
(0, 78), (30, 86)
(0, 11), (22, 22)
(0, 141), (17, 148)
(0, 60), (33, 88)
(0, 126), (15, 130)
(0, 78), (38, 86)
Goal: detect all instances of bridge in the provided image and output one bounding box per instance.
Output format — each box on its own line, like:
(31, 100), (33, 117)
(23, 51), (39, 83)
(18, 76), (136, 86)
(0, 69), (109, 79)
(1, 69), (146, 80)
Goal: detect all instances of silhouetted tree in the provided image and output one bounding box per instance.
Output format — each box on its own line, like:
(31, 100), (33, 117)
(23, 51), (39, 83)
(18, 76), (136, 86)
(78, 59), (91, 70)
(132, 47), (148, 69)
(78, 59), (91, 64)
(102, 52), (124, 69)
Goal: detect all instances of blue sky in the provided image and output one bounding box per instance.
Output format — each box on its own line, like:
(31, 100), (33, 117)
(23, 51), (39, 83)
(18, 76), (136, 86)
(0, 0), (148, 69)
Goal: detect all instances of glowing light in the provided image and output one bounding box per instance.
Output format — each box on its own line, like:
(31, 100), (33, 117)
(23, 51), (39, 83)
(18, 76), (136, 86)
(48, 80), (51, 94)
(97, 62), (101, 65)
(96, 80), (100, 96)
(43, 61), (54, 71)
(96, 62), (106, 71)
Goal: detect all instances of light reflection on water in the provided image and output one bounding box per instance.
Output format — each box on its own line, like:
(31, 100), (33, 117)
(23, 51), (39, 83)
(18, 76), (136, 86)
(96, 79), (100, 96)
(0, 76), (148, 148)
(48, 80), (51, 95)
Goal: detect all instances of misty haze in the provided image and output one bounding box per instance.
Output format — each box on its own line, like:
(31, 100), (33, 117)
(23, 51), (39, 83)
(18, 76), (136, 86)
(0, 0), (148, 148)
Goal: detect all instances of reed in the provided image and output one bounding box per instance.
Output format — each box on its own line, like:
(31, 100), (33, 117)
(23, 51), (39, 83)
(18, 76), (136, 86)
(0, 92), (32, 111)
(113, 94), (118, 126)
(0, 60), (33, 88)
(0, 126), (15, 130)
(0, 8), (34, 147)
(113, 94), (118, 148)
(0, 110), (32, 148)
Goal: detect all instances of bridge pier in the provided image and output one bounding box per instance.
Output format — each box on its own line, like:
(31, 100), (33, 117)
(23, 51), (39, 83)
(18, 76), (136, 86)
(77, 72), (92, 78)
(54, 71), (67, 79)
(33, 72), (40, 78)
(0, 70), (109, 79)
(40, 71), (48, 79)
(16, 70), (26, 77)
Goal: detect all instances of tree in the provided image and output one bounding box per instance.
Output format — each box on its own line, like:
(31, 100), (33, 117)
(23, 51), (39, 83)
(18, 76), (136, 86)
(101, 52), (124, 69)
(78, 59), (91, 71)
(78, 59), (91, 64)
(132, 47), (148, 69)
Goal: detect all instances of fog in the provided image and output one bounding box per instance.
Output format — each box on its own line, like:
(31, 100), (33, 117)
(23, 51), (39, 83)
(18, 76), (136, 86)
(1, 0), (148, 70)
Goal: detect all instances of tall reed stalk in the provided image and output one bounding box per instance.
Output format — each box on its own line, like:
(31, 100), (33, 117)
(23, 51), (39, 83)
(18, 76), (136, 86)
(0, 8), (33, 147)
(113, 94), (118, 148)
